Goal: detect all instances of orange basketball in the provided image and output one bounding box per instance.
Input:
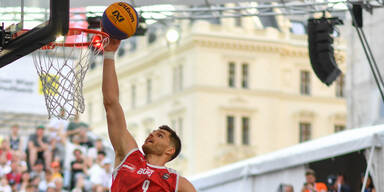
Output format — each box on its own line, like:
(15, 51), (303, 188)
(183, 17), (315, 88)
(102, 2), (138, 39)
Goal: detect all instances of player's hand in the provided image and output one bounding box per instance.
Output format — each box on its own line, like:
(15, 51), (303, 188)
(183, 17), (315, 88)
(101, 23), (121, 52)
(104, 38), (121, 52)
(100, 22), (121, 52)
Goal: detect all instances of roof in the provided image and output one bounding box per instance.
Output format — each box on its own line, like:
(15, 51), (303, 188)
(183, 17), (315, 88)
(190, 125), (384, 188)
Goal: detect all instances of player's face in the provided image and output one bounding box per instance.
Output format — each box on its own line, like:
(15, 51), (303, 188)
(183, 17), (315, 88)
(36, 128), (44, 137)
(11, 126), (18, 134)
(336, 175), (344, 183)
(142, 129), (172, 156)
(305, 174), (316, 183)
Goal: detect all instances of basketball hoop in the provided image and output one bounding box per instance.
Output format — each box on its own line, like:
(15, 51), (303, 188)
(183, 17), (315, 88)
(32, 28), (109, 119)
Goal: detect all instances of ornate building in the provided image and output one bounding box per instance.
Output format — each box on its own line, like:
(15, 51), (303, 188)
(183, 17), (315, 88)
(83, 15), (346, 176)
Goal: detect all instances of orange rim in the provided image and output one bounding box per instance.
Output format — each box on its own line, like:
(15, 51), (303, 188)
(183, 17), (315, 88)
(18, 28), (110, 49)
(54, 28), (109, 47)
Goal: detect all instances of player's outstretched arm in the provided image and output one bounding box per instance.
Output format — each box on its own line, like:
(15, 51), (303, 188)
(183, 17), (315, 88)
(102, 38), (138, 165)
(178, 177), (197, 192)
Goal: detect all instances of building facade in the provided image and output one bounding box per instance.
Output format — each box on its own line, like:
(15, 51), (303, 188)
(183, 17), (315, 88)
(83, 15), (346, 176)
(346, 9), (384, 128)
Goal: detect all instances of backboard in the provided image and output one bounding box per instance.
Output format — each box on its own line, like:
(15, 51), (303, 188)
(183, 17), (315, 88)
(0, 0), (69, 67)
(0, 0), (48, 32)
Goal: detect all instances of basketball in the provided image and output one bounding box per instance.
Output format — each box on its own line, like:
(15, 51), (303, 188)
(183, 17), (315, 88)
(102, 2), (138, 40)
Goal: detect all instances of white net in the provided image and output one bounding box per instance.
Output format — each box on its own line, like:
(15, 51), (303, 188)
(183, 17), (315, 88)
(32, 29), (109, 119)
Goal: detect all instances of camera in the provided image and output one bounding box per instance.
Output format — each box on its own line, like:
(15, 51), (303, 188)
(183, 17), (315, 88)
(327, 174), (337, 188)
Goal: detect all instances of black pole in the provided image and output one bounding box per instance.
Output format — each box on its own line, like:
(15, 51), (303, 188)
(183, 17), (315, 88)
(348, 3), (384, 103)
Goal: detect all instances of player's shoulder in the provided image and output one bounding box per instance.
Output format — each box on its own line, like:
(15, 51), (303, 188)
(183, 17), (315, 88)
(178, 176), (196, 192)
(120, 147), (139, 155)
(130, 148), (143, 155)
(123, 148), (144, 160)
(116, 148), (143, 165)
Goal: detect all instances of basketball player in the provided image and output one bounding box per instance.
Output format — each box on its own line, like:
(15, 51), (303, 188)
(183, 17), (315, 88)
(102, 37), (197, 192)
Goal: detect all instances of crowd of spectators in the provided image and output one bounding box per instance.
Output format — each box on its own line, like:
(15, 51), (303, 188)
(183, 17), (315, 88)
(0, 113), (113, 192)
(2, 113), (379, 192)
(280, 169), (376, 192)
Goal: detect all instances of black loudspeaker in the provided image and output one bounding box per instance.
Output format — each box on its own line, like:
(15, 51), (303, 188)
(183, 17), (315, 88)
(134, 17), (148, 36)
(352, 4), (363, 28)
(307, 18), (342, 86)
(87, 16), (102, 29)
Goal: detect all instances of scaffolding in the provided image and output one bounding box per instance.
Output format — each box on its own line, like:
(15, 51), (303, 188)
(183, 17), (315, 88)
(136, 0), (383, 21)
(1, 0), (384, 23)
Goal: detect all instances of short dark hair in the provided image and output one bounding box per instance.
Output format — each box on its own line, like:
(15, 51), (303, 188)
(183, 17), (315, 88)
(35, 159), (44, 166)
(305, 169), (316, 176)
(73, 149), (82, 155)
(159, 125), (181, 161)
(97, 150), (106, 156)
(26, 184), (36, 189)
(337, 172), (345, 177)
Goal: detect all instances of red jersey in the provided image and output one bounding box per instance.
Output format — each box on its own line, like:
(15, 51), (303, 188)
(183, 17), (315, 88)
(6, 171), (21, 184)
(111, 148), (179, 192)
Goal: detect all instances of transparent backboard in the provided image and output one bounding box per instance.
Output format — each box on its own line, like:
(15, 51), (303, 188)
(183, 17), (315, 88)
(0, 0), (49, 32)
(0, 0), (69, 67)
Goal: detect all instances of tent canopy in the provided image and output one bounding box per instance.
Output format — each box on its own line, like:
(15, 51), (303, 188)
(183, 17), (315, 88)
(70, 0), (294, 8)
(9, 0), (297, 8)
(190, 125), (384, 189)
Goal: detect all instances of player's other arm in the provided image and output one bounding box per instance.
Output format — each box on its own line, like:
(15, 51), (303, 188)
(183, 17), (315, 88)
(102, 38), (138, 165)
(178, 177), (197, 192)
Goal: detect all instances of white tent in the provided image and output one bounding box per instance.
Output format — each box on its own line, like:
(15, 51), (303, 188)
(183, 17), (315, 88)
(190, 125), (384, 192)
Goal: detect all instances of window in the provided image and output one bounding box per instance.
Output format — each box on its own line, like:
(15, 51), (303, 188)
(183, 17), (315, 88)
(226, 116), (235, 144)
(335, 125), (346, 132)
(173, 65), (184, 92)
(131, 84), (136, 109)
(242, 117), (250, 145)
(117, 47), (125, 57)
(148, 32), (157, 44)
(90, 62), (96, 70)
(147, 78), (152, 104)
(300, 71), (311, 95)
(299, 122), (311, 142)
(235, 10), (242, 27)
(241, 63), (249, 89)
(171, 117), (183, 139)
(290, 21), (306, 35)
(257, 7), (279, 30)
(336, 74), (345, 98)
(228, 62), (236, 88)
